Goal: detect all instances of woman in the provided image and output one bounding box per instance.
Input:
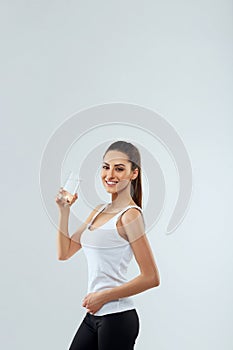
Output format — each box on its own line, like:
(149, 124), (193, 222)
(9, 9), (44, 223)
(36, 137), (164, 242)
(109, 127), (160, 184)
(55, 140), (160, 350)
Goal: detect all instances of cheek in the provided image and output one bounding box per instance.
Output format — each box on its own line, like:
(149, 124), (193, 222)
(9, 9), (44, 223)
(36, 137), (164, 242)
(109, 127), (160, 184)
(119, 170), (131, 179)
(117, 179), (130, 188)
(101, 170), (106, 178)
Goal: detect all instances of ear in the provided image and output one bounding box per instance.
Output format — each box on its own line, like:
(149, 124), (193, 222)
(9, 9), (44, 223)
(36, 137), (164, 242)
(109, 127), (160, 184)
(131, 168), (139, 181)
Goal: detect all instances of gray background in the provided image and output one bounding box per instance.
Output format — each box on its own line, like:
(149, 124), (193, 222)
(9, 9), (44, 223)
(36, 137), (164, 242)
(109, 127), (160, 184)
(1, 1), (232, 349)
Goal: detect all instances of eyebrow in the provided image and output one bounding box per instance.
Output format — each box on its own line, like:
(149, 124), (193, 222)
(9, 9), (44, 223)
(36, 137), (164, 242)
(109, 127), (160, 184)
(103, 162), (126, 166)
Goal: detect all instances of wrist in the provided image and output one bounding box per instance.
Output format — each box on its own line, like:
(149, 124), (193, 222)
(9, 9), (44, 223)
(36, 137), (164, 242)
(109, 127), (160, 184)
(102, 289), (112, 303)
(59, 207), (70, 216)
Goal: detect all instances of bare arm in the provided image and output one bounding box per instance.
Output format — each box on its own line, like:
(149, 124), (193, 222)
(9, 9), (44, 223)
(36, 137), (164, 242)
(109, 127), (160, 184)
(57, 209), (72, 260)
(104, 236), (160, 303)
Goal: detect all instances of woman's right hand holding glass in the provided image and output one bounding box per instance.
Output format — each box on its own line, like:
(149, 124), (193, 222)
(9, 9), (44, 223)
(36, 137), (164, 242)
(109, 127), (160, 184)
(55, 187), (78, 212)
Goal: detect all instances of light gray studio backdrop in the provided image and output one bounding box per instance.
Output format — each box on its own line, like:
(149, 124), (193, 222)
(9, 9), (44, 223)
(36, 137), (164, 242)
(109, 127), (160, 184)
(1, 1), (232, 349)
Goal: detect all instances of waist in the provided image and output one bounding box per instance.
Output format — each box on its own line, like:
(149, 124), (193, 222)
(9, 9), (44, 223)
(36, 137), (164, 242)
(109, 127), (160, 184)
(91, 297), (135, 316)
(88, 273), (128, 294)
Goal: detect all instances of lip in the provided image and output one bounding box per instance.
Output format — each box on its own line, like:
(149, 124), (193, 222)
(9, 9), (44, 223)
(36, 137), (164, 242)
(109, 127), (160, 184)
(105, 180), (118, 187)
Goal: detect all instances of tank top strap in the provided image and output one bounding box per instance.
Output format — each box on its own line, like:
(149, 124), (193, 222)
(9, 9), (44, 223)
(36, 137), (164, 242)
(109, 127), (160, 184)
(113, 205), (143, 224)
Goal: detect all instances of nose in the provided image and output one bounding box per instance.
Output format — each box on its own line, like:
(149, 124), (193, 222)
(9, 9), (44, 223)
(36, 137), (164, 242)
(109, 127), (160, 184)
(105, 167), (115, 179)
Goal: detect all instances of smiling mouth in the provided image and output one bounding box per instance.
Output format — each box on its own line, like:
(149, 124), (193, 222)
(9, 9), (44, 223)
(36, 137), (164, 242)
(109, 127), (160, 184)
(105, 180), (118, 186)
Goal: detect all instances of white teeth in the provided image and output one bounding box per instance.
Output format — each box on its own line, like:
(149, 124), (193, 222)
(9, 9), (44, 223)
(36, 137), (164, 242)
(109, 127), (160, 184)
(106, 181), (118, 184)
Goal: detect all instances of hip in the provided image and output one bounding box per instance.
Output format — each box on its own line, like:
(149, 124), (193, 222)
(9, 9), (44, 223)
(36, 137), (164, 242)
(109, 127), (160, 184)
(86, 307), (140, 331)
(92, 297), (135, 316)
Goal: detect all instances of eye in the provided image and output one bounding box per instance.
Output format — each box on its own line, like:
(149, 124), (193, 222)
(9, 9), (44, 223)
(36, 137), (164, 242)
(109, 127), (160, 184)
(116, 168), (124, 171)
(102, 165), (124, 171)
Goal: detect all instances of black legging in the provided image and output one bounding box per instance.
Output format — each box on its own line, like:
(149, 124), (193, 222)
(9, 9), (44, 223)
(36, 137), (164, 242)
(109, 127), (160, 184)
(68, 309), (140, 350)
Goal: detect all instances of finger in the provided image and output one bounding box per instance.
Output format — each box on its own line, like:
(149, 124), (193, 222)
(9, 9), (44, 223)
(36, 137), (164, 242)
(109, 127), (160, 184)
(71, 193), (78, 201)
(71, 197), (77, 205)
(72, 193), (78, 202)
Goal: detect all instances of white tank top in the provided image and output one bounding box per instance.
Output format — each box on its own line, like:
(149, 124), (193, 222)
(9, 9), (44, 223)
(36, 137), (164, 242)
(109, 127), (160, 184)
(80, 202), (145, 316)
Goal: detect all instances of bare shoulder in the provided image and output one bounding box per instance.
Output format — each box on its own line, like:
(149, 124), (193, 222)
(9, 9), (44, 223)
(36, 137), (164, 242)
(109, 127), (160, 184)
(121, 207), (144, 227)
(121, 207), (142, 220)
(119, 207), (145, 243)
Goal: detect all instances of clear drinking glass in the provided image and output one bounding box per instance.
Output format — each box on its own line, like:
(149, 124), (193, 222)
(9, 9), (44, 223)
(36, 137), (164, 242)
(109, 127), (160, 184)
(61, 171), (82, 204)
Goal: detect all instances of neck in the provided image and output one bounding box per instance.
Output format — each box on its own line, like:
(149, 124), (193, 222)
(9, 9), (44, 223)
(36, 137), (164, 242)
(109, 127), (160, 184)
(109, 192), (134, 209)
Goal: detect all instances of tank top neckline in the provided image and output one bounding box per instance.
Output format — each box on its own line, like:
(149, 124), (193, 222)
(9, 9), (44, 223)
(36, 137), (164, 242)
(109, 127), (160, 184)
(87, 202), (142, 232)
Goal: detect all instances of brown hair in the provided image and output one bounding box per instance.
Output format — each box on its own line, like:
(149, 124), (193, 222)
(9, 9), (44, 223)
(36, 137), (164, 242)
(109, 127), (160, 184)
(103, 141), (142, 208)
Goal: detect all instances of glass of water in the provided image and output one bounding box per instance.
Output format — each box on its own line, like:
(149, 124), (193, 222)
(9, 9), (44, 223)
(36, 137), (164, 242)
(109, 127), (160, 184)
(60, 171), (82, 205)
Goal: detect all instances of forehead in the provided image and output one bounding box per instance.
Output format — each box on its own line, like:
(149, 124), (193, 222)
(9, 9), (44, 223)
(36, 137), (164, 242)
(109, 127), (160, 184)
(103, 150), (130, 163)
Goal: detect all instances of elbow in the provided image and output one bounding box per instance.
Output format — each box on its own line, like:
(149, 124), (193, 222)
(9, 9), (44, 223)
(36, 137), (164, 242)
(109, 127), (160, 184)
(142, 273), (160, 287)
(153, 279), (160, 287)
(58, 255), (68, 261)
(57, 249), (69, 260)
(149, 276), (160, 287)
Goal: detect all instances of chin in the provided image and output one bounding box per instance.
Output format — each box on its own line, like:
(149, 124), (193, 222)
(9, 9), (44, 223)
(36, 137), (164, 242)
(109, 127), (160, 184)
(105, 187), (117, 193)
